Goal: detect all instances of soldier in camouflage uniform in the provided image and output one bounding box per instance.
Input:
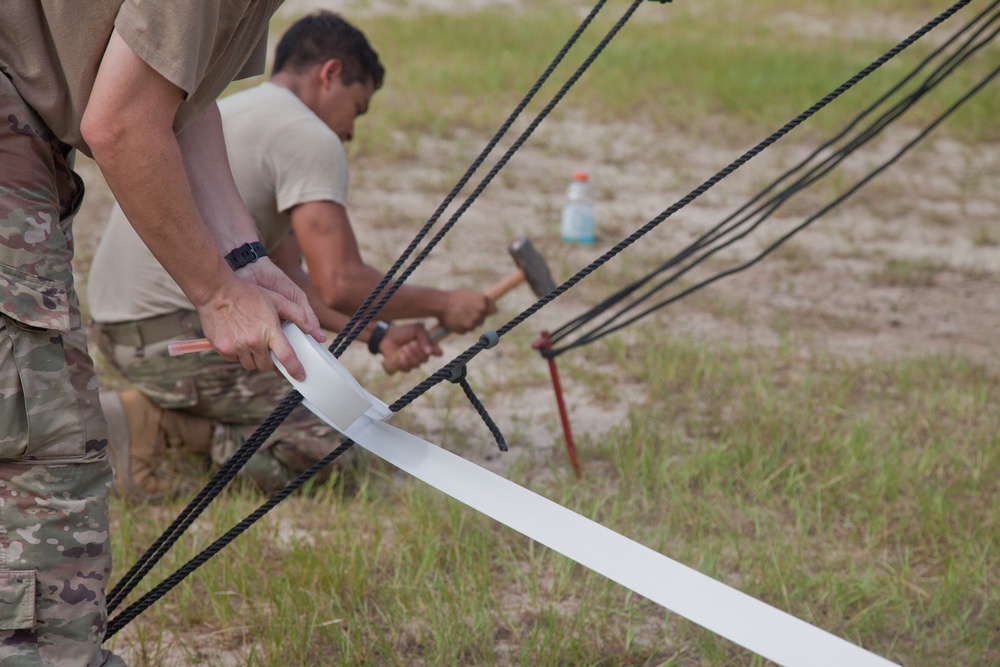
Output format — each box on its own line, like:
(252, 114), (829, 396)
(0, 77), (119, 665)
(92, 314), (386, 496)
(0, 2), (323, 664)
(87, 12), (495, 501)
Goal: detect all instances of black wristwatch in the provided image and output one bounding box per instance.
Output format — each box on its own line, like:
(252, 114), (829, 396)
(368, 320), (391, 355)
(224, 242), (267, 271)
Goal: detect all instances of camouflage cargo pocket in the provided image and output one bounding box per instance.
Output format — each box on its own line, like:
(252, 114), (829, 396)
(0, 570), (35, 630)
(0, 316), (105, 463)
(0, 71), (80, 333)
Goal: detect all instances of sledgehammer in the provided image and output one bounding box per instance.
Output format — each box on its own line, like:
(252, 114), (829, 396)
(382, 235), (557, 374)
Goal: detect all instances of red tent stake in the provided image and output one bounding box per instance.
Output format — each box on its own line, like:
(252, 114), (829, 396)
(533, 332), (582, 479)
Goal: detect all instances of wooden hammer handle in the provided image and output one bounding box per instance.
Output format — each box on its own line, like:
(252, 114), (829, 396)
(381, 267), (526, 374)
(484, 268), (526, 301)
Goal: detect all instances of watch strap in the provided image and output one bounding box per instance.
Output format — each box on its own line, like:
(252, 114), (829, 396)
(368, 320), (391, 355)
(224, 241), (267, 271)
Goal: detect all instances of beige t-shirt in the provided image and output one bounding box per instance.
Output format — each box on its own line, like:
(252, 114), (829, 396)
(0, 0), (276, 154)
(87, 81), (350, 322)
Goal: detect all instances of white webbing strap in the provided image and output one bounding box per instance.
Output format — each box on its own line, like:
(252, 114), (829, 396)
(344, 417), (897, 667)
(276, 323), (899, 667)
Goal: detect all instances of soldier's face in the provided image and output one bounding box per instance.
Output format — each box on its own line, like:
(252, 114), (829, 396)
(319, 73), (374, 143)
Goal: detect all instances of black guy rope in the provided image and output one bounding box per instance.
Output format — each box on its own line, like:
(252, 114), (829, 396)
(390, 0), (977, 412)
(553, 59), (1000, 358)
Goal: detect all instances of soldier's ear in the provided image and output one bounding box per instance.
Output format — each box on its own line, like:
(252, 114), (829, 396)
(320, 59), (344, 88)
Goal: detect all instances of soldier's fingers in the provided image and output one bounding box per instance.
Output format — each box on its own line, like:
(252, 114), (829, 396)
(412, 326), (434, 355)
(267, 326), (305, 381)
(273, 290), (322, 344)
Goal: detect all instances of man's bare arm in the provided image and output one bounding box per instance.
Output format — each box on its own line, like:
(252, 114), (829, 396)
(81, 30), (320, 379)
(291, 200), (496, 332)
(270, 233), (354, 334)
(272, 234), (437, 371)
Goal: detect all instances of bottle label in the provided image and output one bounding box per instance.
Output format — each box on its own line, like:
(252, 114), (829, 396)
(561, 204), (595, 244)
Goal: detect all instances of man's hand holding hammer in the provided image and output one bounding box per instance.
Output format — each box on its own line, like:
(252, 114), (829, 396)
(437, 289), (498, 333)
(381, 236), (557, 374)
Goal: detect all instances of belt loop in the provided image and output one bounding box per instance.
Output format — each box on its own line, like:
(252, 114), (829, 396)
(131, 321), (145, 359)
(180, 310), (199, 339)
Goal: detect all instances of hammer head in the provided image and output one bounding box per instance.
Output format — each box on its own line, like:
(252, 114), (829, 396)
(509, 236), (557, 297)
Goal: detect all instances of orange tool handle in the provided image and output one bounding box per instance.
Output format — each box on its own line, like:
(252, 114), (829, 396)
(167, 338), (214, 356)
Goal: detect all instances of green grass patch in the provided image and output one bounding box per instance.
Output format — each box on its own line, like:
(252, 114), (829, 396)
(333, 1), (1000, 158)
(107, 330), (998, 665)
(869, 257), (944, 287)
(600, 332), (999, 665)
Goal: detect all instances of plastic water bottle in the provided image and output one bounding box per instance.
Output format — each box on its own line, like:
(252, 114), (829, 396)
(560, 171), (595, 244)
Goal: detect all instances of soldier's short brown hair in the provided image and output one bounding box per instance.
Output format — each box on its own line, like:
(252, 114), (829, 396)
(274, 11), (385, 90)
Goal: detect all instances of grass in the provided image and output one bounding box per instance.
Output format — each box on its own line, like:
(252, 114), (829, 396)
(869, 257), (944, 287)
(106, 329), (999, 666)
(102, 1), (999, 665)
(330, 0), (1000, 158)
(972, 224), (999, 246)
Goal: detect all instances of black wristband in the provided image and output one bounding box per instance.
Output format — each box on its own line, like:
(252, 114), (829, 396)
(368, 320), (391, 355)
(224, 242), (267, 271)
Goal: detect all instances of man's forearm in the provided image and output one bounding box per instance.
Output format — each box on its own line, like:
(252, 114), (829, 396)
(83, 33), (249, 308)
(324, 263), (451, 321)
(92, 126), (236, 309)
(272, 238), (387, 342)
(177, 103), (263, 258)
(83, 29), (320, 378)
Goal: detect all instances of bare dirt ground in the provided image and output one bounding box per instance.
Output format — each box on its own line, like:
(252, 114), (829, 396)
(342, 121), (1000, 476)
(70, 3), (998, 663)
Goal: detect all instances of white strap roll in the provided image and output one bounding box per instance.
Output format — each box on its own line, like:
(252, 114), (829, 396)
(273, 321), (391, 432)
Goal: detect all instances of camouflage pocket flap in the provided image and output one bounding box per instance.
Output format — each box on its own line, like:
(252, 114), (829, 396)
(0, 264), (70, 332)
(0, 570), (36, 630)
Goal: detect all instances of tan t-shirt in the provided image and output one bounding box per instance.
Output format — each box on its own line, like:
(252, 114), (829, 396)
(0, 0), (276, 154)
(87, 81), (350, 322)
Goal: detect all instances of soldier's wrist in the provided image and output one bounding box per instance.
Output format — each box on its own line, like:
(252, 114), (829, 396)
(368, 320), (391, 355)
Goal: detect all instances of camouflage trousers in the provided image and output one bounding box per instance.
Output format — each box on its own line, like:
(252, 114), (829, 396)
(0, 76), (124, 665)
(92, 312), (352, 493)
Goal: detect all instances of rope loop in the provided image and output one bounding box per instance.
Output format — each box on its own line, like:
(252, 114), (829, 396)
(457, 377), (508, 452)
(445, 331), (506, 450)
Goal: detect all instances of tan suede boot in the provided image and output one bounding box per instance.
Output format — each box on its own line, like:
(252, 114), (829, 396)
(159, 409), (213, 457)
(100, 389), (213, 503)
